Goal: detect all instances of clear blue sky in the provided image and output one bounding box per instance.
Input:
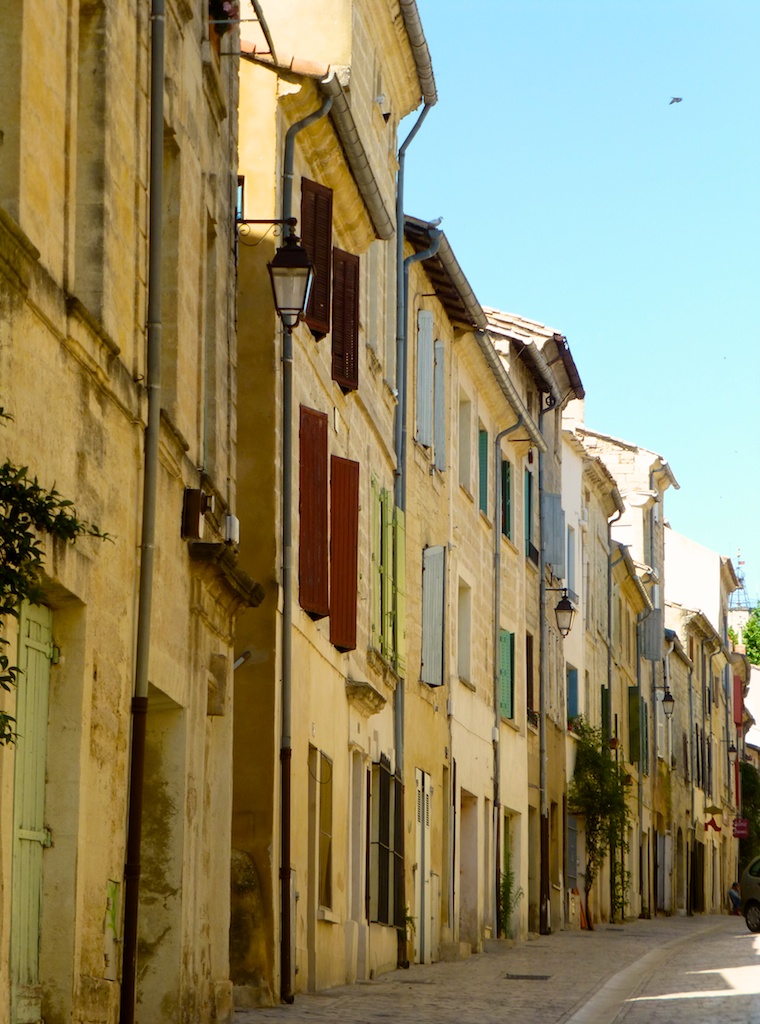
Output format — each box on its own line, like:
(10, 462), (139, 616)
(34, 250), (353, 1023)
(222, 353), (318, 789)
(404, 0), (760, 604)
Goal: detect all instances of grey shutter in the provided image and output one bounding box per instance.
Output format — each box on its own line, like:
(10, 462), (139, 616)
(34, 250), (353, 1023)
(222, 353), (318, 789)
(421, 545), (446, 686)
(641, 608), (663, 661)
(416, 310), (434, 447)
(433, 340), (446, 471)
(541, 492), (566, 578)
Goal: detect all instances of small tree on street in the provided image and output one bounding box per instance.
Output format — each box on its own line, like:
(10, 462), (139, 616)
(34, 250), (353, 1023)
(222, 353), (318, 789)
(742, 607), (760, 666)
(568, 717), (631, 929)
(1, 409), (105, 743)
(740, 760), (760, 874)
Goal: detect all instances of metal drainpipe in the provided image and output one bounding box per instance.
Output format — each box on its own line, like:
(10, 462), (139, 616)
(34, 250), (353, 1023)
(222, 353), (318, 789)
(279, 93), (332, 1005)
(120, 2), (164, 1021)
(636, 613), (645, 915)
(538, 399), (551, 935)
(687, 662), (695, 915)
(391, 225), (439, 967)
(492, 417), (524, 937)
(607, 532), (623, 919)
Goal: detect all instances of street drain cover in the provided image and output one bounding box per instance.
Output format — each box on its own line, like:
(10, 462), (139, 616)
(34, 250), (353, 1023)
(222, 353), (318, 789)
(504, 973), (551, 981)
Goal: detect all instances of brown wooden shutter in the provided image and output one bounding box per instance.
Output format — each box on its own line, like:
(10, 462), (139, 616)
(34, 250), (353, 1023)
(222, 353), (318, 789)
(330, 455), (359, 651)
(301, 178), (332, 337)
(299, 406), (329, 618)
(331, 247), (360, 392)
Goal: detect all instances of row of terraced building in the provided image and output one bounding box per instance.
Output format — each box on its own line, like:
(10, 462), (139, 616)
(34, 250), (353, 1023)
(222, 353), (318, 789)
(0, 1), (750, 1022)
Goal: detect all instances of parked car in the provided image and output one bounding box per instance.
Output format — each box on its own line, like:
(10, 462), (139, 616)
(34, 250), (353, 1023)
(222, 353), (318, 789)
(740, 856), (760, 932)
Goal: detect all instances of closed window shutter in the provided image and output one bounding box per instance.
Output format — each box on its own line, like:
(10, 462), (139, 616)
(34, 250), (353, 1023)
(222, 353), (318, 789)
(370, 478), (382, 650)
(433, 340), (446, 471)
(421, 545), (446, 686)
(299, 406), (329, 617)
(524, 468), (533, 552)
(381, 489), (394, 657)
(566, 667), (578, 720)
(393, 508), (406, 673)
(332, 248), (360, 391)
(499, 629), (514, 719)
(601, 684), (610, 742)
(301, 178), (332, 337)
(478, 429), (488, 514)
(416, 310), (434, 447)
(628, 686), (640, 763)
(501, 459), (512, 539)
(329, 456), (359, 651)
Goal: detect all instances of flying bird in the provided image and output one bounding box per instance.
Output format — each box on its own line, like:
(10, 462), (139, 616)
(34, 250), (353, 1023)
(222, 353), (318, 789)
(669, 97), (683, 105)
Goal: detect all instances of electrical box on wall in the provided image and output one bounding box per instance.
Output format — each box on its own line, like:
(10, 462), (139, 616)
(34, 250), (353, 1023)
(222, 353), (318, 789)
(182, 488), (214, 540)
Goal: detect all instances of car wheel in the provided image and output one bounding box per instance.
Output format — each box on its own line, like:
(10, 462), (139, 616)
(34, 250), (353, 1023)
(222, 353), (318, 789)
(745, 902), (760, 933)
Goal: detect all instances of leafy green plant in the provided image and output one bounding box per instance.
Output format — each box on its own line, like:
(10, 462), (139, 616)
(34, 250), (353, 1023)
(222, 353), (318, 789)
(0, 408), (105, 743)
(743, 607), (760, 666)
(739, 760), (760, 874)
(568, 716), (631, 929)
(499, 845), (523, 937)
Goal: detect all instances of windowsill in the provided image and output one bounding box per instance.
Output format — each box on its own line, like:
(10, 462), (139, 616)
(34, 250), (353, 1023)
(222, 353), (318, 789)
(318, 906), (340, 924)
(459, 484), (474, 503)
(459, 676), (476, 692)
(500, 715), (521, 734)
(479, 509), (492, 527)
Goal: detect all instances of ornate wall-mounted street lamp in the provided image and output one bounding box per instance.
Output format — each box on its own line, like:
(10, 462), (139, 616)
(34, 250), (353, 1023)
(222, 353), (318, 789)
(238, 216), (314, 332)
(661, 688), (675, 719)
(547, 587), (576, 637)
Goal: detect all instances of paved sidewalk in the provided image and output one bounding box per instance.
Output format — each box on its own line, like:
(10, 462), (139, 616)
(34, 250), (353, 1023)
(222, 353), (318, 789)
(235, 915), (742, 1024)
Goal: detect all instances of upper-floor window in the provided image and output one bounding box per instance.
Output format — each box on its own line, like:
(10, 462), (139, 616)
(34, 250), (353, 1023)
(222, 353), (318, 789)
(415, 311), (446, 471)
(478, 426), (489, 515)
(458, 394), (472, 491)
(501, 458), (512, 540)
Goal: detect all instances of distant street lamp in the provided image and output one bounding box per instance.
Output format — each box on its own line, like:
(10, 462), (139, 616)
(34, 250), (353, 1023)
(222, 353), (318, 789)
(553, 589), (576, 638)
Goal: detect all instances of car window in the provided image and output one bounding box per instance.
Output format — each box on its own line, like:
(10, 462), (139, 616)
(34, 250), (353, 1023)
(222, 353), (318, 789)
(749, 859), (760, 878)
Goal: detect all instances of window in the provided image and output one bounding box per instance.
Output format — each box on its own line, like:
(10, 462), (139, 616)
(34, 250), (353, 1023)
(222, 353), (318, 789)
(299, 407), (329, 618)
(414, 313), (447, 473)
(319, 752), (333, 908)
(329, 456), (359, 651)
(628, 686), (640, 763)
(566, 525), (575, 594)
(501, 458), (512, 540)
(457, 579), (471, 683)
(370, 756), (403, 927)
(458, 394), (471, 490)
(332, 248), (360, 391)
(371, 481), (406, 672)
(567, 665), (578, 721)
(421, 545), (446, 686)
(478, 427), (488, 515)
(301, 178), (333, 337)
(499, 630), (515, 719)
(524, 467), (536, 561)
(526, 633), (536, 724)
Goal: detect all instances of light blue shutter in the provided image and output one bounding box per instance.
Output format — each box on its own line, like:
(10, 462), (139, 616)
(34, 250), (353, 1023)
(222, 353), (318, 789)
(541, 492), (565, 577)
(433, 340), (446, 471)
(478, 429), (488, 514)
(421, 545), (446, 686)
(499, 630), (514, 719)
(641, 608), (663, 661)
(416, 311), (434, 448)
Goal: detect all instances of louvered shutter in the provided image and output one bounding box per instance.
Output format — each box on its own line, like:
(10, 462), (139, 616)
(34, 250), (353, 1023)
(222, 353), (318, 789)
(421, 545), (446, 686)
(329, 456), (359, 651)
(370, 478), (382, 650)
(299, 407), (329, 618)
(601, 684), (610, 742)
(478, 429), (488, 514)
(433, 340), (446, 471)
(541, 492), (565, 578)
(416, 311), (434, 447)
(641, 608), (663, 661)
(332, 248), (360, 391)
(301, 178), (332, 337)
(501, 459), (512, 539)
(499, 630), (514, 719)
(393, 508), (406, 673)
(381, 489), (394, 657)
(628, 686), (640, 763)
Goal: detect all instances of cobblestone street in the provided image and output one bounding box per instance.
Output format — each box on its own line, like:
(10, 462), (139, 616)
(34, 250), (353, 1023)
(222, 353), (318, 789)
(236, 916), (760, 1024)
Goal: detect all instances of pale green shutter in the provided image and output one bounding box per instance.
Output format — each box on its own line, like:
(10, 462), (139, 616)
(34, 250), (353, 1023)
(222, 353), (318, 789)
(370, 478), (382, 651)
(382, 490), (394, 657)
(478, 429), (488, 514)
(11, 603), (53, 1024)
(393, 508), (406, 673)
(499, 630), (514, 719)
